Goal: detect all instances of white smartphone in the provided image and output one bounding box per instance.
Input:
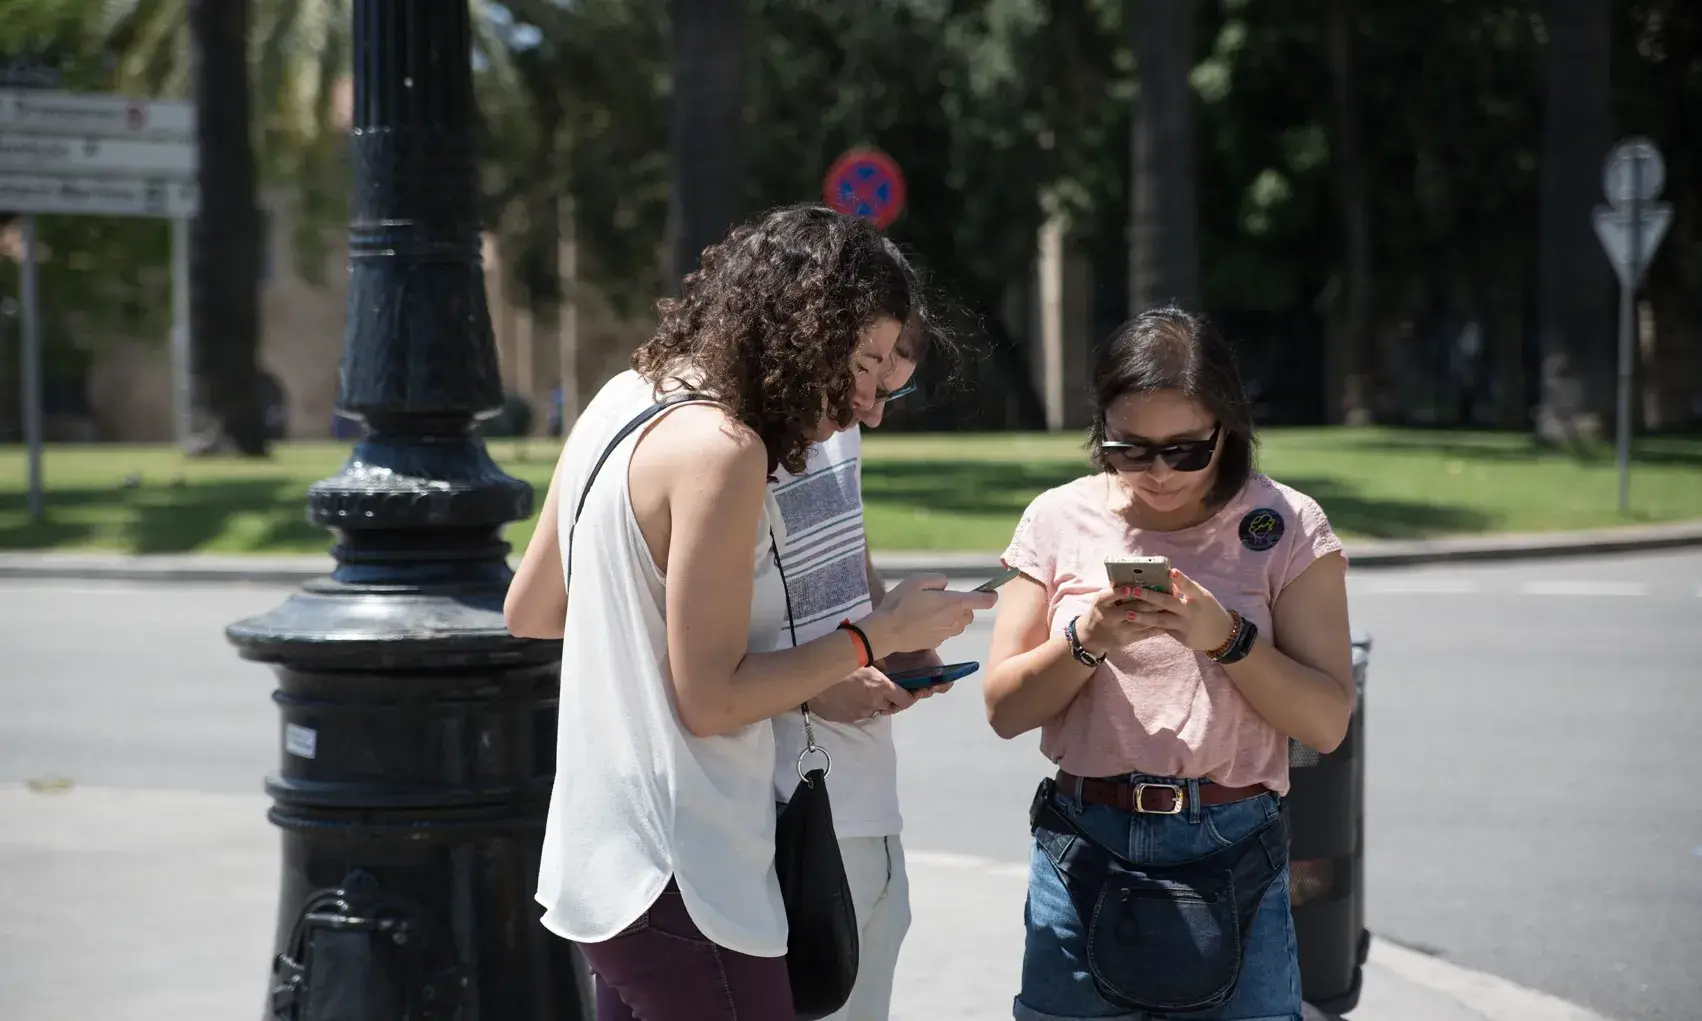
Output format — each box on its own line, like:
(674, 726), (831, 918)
(1105, 555), (1173, 597)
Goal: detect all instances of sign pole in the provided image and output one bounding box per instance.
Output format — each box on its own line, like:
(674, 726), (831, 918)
(1594, 138), (1671, 518)
(171, 215), (192, 446)
(1615, 163), (1641, 516)
(0, 87), (199, 459)
(19, 214), (43, 522)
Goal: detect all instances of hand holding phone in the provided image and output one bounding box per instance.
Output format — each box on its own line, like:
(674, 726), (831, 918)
(875, 575), (998, 653)
(1106, 555), (1172, 600)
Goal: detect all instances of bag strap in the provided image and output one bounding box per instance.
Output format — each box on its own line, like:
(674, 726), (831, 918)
(770, 523), (829, 783)
(768, 530), (800, 650)
(563, 392), (826, 779)
(563, 392), (710, 588)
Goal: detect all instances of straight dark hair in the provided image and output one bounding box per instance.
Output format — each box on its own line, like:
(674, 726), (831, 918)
(1087, 305), (1256, 508)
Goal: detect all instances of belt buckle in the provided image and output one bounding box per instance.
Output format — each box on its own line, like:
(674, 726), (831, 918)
(1132, 782), (1185, 815)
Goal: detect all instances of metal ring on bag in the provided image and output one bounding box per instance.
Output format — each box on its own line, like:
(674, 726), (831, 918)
(797, 745), (832, 785)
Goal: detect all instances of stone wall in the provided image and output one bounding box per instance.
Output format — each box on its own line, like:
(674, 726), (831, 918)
(82, 202), (655, 442)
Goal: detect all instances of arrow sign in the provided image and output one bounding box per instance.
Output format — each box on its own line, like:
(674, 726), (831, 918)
(1593, 202), (1672, 289)
(0, 89), (195, 140)
(0, 173), (199, 218)
(0, 132), (196, 177)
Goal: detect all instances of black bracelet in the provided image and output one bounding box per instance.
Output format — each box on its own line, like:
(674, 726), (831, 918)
(1065, 615), (1106, 667)
(1213, 616), (1259, 665)
(837, 619), (874, 667)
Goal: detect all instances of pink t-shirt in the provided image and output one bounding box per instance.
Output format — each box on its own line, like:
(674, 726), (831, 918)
(1000, 472), (1344, 795)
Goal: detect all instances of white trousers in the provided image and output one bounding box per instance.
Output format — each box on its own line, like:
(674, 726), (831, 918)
(820, 834), (912, 1021)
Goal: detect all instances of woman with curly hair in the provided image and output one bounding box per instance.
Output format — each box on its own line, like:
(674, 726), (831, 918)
(505, 205), (994, 1020)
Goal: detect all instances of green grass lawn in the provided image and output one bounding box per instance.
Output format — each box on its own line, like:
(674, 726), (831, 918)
(2, 428), (1700, 554)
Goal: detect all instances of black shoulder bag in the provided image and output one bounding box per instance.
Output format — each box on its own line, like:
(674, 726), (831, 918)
(769, 543), (861, 1020)
(566, 396), (860, 1018)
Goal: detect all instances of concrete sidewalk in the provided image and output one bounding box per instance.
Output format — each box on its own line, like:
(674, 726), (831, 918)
(1, 519), (1700, 584)
(0, 784), (1618, 1021)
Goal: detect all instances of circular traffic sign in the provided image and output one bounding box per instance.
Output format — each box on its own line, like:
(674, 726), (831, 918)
(823, 148), (907, 230)
(1603, 137), (1665, 207)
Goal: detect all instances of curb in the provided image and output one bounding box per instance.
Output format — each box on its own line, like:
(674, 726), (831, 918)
(873, 519), (1702, 576)
(1, 520), (1699, 584)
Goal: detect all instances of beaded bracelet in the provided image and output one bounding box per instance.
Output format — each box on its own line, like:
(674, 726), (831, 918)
(1208, 609), (1259, 665)
(1207, 610), (1244, 662)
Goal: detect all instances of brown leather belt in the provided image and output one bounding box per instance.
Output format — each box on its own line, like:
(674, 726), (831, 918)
(1056, 770), (1270, 815)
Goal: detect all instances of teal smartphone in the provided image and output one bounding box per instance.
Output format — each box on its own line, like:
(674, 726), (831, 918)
(886, 661), (980, 690)
(974, 567), (1022, 593)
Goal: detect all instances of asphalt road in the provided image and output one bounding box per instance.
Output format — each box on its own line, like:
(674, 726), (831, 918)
(3, 549), (1699, 1020)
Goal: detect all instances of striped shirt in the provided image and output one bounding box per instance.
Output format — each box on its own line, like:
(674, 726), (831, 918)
(767, 426), (902, 838)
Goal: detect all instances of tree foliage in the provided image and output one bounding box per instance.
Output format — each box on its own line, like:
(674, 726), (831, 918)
(7, 0), (1702, 435)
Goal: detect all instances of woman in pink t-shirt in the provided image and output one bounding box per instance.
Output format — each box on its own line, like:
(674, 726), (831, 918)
(985, 306), (1354, 1021)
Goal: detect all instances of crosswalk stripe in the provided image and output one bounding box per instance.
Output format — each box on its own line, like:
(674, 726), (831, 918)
(1354, 578), (1479, 595)
(1518, 580), (1647, 597)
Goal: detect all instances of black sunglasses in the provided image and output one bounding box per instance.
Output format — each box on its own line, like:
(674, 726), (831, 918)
(1100, 424), (1221, 473)
(875, 382), (917, 405)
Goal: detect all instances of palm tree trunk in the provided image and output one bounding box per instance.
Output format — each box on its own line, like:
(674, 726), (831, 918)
(1534, 0), (1613, 446)
(670, 0), (745, 281)
(187, 0), (268, 456)
(1128, 0), (1199, 314)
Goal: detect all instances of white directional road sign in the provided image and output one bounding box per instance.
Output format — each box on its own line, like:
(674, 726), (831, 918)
(0, 173), (198, 218)
(0, 89), (194, 140)
(1593, 203), (1672, 290)
(0, 132), (196, 176)
(1, 87), (201, 518)
(1603, 137), (1664, 207)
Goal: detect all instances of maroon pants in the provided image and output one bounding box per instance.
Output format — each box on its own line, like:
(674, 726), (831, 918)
(578, 882), (794, 1020)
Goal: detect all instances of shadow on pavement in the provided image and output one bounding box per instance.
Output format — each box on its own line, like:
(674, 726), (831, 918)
(0, 479), (324, 554)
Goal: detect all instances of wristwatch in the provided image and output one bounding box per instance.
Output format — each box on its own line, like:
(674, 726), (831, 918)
(1207, 610), (1259, 665)
(1065, 615), (1106, 667)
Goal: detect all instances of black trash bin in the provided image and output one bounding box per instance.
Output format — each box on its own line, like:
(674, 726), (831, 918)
(1288, 633), (1370, 1015)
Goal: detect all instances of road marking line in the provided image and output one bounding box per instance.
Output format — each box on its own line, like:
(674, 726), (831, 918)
(1519, 580), (1646, 597)
(0, 583), (159, 597)
(909, 849), (1619, 1021)
(1370, 938), (1619, 1021)
(1354, 577), (1480, 595)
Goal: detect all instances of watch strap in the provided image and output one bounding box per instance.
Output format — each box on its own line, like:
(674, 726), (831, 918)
(1210, 612), (1259, 665)
(1065, 615), (1105, 666)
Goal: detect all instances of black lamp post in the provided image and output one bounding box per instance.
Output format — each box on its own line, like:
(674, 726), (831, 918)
(226, 2), (585, 1017)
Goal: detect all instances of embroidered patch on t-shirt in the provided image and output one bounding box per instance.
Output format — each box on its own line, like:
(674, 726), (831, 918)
(1238, 508), (1285, 552)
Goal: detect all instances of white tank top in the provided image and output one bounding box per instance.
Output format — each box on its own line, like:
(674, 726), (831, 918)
(535, 370), (791, 957)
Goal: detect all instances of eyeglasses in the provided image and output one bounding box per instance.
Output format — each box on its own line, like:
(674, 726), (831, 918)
(875, 382), (917, 405)
(1100, 424), (1221, 473)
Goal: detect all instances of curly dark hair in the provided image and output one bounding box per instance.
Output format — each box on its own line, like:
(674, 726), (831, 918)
(633, 205), (931, 475)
